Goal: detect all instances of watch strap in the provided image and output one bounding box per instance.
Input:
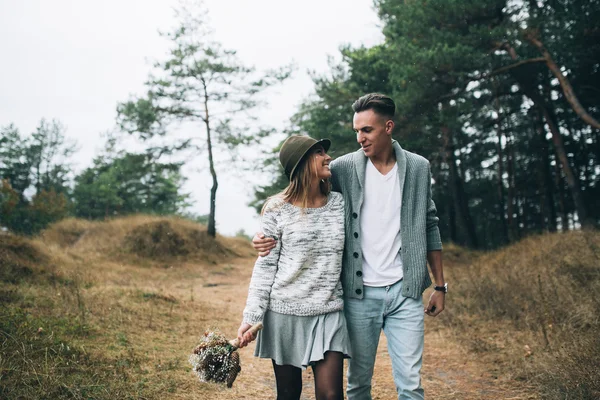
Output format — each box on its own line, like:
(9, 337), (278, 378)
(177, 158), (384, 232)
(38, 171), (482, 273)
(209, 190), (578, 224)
(434, 283), (448, 293)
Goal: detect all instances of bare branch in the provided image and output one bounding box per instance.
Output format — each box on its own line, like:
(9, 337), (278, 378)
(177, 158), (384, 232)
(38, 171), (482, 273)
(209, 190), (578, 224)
(488, 58), (546, 77)
(524, 31), (600, 130)
(470, 57), (546, 83)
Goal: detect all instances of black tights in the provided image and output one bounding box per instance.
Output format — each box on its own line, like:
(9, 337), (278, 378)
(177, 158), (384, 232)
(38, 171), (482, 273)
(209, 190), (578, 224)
(272, 351), (344, 400)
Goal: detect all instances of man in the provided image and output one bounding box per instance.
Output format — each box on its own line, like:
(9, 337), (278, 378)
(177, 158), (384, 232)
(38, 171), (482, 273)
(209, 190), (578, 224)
(253, 93), (446, 400)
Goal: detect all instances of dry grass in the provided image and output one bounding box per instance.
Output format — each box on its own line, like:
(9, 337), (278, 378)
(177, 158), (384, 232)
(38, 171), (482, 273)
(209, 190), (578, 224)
(1, 217), (597, 399)
(0, 234), (54, 284)
(436, 230), (600, 399)
(1, 216), (257, 399)
(41, 215), (254, 265)
(40, 218), (96, 248)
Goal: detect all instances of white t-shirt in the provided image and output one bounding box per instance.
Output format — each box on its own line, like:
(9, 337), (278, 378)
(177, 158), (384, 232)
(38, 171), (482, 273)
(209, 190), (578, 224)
(360, 159), (403, 286)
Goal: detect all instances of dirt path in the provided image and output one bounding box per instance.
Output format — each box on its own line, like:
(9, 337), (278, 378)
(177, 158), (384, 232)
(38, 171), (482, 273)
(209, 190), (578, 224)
(168, 257), (537, 400)
(80, 251), (537, 399)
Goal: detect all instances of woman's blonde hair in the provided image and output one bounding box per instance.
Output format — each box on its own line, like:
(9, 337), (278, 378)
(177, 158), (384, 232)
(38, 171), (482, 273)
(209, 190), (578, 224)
(262, 148), (330, 214)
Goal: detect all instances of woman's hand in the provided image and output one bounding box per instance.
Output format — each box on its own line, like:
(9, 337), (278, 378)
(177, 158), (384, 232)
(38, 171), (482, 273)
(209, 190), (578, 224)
(237, 322), (258, 348)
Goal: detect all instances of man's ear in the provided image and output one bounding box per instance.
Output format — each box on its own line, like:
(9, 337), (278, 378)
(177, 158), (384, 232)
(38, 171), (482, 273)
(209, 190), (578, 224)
(386, 119), (395, 135)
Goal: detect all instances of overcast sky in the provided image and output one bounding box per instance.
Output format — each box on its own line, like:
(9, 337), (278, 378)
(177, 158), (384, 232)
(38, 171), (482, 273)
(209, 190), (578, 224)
(0, 0), (383, 235)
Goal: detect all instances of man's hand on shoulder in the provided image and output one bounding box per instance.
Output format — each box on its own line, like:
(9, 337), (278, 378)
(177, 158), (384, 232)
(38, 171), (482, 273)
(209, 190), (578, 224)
(252, 232), (277, 257)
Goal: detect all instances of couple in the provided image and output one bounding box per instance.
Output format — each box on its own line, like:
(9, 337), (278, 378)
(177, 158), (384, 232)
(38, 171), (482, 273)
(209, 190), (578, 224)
(237, 93), (446, 400)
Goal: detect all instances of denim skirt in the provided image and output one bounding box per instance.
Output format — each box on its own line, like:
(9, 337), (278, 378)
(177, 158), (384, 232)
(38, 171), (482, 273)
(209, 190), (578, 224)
(254, 309), (351, 369)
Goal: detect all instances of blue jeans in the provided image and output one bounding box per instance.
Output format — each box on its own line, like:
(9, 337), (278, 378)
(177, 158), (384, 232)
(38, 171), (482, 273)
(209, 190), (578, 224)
(345, 279), (425, 400)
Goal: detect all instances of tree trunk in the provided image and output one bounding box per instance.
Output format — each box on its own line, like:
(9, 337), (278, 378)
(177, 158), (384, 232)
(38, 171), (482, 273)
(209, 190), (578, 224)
(564, 117), (591, 199)
(540, 106), (591, 229)
(535, 110), (557, 232)
(516, 194), (524, 234)
(448, 199), (457, 243)
(440, 125), (478, 248)
(501, 43), (593, 229)
(493, 82), (510, 244)
(525, 33), (600, 130)
(35, 162), (41, 194)
(433, 168), (457, 243)
(202, 78), (218, 238)
(593, 130), (600, 171)
(554, 161), (569, 231)
(505, 131), (518, 241)
(455, 151), (478, 247)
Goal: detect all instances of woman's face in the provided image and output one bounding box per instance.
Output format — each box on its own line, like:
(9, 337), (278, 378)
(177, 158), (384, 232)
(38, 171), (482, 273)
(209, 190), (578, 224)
(311, 145), (332, 180)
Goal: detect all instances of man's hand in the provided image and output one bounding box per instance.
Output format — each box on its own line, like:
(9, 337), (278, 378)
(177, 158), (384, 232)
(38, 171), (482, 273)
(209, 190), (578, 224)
(237, 322), (258, 348)
(252, 232), (277, 257)
(425, 290), (445, 317)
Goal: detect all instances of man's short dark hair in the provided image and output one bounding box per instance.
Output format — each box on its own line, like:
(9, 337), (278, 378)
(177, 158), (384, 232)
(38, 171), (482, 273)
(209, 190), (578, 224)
(352, 93), (396, 119)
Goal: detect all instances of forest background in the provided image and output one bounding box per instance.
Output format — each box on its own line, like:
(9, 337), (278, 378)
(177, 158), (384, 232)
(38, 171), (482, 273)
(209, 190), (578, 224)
(2, 0), (599, 247)
(251, 0), (600, 249)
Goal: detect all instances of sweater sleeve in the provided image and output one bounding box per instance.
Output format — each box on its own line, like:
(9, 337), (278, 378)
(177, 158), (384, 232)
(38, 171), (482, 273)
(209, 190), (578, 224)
(242, 199), (283, 325)
(425, 163), (443, 251)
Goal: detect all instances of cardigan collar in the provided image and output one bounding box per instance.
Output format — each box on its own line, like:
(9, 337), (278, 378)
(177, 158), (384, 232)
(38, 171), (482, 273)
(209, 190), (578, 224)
(353, 139), (407, 191)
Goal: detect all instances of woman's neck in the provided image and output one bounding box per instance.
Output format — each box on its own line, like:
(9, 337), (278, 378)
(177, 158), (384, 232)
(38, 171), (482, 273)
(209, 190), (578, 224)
(292, 180), (327, 208)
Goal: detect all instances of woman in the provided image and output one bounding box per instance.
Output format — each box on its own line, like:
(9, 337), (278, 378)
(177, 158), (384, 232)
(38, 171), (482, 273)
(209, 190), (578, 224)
(237, 135), (349, 400)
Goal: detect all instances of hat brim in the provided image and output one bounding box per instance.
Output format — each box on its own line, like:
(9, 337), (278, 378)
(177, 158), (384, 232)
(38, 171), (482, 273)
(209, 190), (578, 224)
(289, 138), (331, 180)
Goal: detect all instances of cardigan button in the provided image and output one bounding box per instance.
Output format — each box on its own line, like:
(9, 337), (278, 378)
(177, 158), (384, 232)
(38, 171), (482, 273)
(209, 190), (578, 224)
(355, 289), (362, 295)
(356, 270), (363, 277)
(352, 212), (358, 219)
(353, 252), (359, 259)
(353, 232), (358, 238)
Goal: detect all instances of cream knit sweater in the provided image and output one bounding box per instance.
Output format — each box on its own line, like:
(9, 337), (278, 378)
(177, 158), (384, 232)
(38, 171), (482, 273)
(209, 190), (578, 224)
(242, 192), (345, 325)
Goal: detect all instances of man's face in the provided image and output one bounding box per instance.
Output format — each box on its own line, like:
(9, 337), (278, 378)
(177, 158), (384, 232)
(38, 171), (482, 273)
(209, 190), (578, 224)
(353, 109), (393, 159)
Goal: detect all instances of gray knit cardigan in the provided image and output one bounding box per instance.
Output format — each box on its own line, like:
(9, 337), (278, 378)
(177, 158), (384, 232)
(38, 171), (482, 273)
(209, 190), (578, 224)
(330, 140), (443, 300)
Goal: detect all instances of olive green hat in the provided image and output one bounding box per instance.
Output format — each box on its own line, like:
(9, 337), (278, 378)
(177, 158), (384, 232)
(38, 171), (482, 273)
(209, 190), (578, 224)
(279, 135), (331, 180)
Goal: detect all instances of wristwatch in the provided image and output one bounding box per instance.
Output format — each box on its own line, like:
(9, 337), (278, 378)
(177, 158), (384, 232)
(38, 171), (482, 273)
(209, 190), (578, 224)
(434, 283), (448, 293)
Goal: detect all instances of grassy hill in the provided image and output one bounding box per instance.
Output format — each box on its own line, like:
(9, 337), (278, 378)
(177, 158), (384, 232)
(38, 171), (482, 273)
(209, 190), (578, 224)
(0, 215), (254, 399)
(436, 231), (600, 399)
(40, 215), (254, 264)
(1, 217), (598, 399)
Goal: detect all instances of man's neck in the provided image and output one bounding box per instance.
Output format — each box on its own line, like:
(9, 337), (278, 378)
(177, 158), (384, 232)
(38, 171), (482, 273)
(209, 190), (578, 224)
(368, 144), (396, 174)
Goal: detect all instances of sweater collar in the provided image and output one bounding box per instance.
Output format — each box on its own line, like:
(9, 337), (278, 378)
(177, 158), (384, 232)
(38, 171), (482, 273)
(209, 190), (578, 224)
(353, 139), (407, 190)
